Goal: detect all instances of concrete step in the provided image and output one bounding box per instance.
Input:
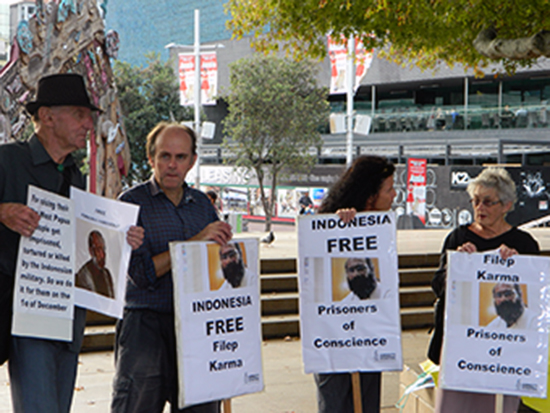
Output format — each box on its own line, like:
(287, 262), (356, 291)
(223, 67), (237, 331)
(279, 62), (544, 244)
(398, 254), (440, 269)
(82, 325), (115, 353)
(261, 307), (434, 340)
(400, 306), (434, 329)
(261, 314), (300, 339)
(82, 306), (435, 350)
(260, 269), (436, 293)
(261, 292), (299, 316)
(261, 273), (298, 293)
(399, 286), (436, 308)
(82, 315), (303, 349)
(260, 258), (296, 274)
(399, 267), (437, 287)
(82, 255), (437, 350)
(261, 255), (442, 273)
(86, 310), (114, 326)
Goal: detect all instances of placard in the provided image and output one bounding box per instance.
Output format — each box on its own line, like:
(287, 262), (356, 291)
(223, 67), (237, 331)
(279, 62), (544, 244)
(71, 187), (139, 318)
(440, 251), (550, 398)
(297, 212), (402, 374)
(170, 239), (263, 407)
(12, 186), (74, 341)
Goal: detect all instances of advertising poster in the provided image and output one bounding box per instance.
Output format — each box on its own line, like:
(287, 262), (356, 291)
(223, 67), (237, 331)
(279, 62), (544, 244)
(12, 186), (75, 341)
(277, 188), (298, 218)
(71, 188), (139, 318)
(440, 251), (550, 398)
(178, 52), (218, 106)
(311, 187), (327, 209)
(178, 53), (195, 106)
(200, 52), (217, 105)
(222, 186), (248, 214)
(248, 187), (272, 217)
(170, 239), (263, 407)
(328, 35), (374, 94)
(297, 212), (402, 374)
(405, 158), (427, 224)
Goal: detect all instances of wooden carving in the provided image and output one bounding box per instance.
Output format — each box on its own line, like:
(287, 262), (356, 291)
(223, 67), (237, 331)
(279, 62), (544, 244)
(0, 0), (131, 199)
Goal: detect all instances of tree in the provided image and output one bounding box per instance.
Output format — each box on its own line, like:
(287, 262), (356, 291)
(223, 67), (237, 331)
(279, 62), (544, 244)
(222, 56), (328, 231)
(114, 53), (193, 185)
(226, 0), (550, 73)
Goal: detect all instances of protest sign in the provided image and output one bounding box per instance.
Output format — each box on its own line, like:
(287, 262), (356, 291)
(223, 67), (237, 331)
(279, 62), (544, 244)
(12, 186), (74, 341)
(71, 187), (139, 318)
(297, 212), (402, 374)
(170, 239), (263, 408)
(440, 251), (550, 398)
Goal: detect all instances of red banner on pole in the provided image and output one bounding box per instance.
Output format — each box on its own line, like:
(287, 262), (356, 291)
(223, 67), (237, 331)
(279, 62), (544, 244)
(178, 52), (217, 106)
(328, 35), (373, 95)
(406, 158), (427, 224)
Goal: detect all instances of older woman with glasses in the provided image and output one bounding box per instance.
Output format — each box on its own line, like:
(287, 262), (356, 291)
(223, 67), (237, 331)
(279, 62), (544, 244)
(428, 167), (539, 413)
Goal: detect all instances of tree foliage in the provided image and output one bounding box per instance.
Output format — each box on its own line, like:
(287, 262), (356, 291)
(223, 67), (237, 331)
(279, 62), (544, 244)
(226, 0), (550, 73)
(222, 56), (328, 231)
(114, 53), (192, 185)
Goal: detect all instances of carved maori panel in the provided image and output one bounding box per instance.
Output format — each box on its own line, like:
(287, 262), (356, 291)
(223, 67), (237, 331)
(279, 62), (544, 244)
(0, 0), (130, 198)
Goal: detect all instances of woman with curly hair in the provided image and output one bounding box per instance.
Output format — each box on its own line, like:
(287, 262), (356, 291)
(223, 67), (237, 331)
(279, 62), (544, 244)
(315, 155), (396, 413)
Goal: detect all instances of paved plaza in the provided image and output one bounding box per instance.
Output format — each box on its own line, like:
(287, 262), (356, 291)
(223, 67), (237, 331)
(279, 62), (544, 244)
(0, 329), (432, 412)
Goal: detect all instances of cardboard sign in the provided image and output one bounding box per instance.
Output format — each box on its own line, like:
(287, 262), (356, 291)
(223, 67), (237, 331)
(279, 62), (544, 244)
(440, 251), (550, 398)
(71, 187), (139, 318)
(297, 212), (402, 374)
(12, 186), (75, 341)
(170, 239), (263, 407)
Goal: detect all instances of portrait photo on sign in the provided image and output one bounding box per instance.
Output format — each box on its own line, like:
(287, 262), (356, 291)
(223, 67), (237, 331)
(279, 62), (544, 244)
(75, 220), (123, 300)
(331, 257), (383, 302)
(208, 242), (256, 291)
(479, 282), (540, 330)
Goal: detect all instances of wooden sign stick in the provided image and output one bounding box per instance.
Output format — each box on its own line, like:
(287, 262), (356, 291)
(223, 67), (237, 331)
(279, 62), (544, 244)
(495, 394), (503, 413)
(351, 372), (363, 413)
(223, 398), (232, 413)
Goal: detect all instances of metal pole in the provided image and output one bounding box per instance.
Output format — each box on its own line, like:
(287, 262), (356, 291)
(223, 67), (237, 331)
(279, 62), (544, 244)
(498, 80), (503, 116)
(346, 36), (355, 166)
(194, 9), (201, 187)
(371, 85), (376, 122)
(464, 77), (469, 130)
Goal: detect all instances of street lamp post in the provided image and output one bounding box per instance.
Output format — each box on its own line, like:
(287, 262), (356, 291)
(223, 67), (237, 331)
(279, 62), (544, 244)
(165, 9), (223, 188)
(346, 36), (355, 166)
(193, 9), (201, 188)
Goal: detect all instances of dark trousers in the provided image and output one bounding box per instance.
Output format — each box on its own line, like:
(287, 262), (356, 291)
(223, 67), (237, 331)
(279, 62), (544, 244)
(0, 274), (13, 364)
(111, 309), (219, 413)
(315, 371), (381, 413)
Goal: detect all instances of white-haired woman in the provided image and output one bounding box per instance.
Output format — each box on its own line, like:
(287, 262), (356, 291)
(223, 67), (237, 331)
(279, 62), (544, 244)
(428, 167), (539, 413)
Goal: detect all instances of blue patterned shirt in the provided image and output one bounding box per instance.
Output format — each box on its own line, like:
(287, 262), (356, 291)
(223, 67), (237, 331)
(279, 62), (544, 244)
(118, 178), (218, 312)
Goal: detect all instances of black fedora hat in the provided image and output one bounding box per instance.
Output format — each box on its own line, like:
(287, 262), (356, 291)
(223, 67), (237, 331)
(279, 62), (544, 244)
(25, 73), (101, 115)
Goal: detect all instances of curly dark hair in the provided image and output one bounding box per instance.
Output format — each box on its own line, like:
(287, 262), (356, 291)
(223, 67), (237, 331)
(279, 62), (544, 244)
(319, 156), (395, 213)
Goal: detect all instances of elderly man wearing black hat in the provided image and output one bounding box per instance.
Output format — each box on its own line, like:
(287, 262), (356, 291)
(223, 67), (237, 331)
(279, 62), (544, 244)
(0, 73), (143, 412)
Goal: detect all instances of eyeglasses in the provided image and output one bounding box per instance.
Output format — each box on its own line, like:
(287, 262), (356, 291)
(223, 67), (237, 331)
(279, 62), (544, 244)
(346, 264), (367, 273)
(470, 198), (502, 207)
(494, 289), (516, 299)
(220, 249), (238, 260)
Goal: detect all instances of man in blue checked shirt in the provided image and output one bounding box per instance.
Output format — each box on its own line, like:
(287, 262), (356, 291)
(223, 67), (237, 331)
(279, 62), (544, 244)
(111, 122), (232, 413)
